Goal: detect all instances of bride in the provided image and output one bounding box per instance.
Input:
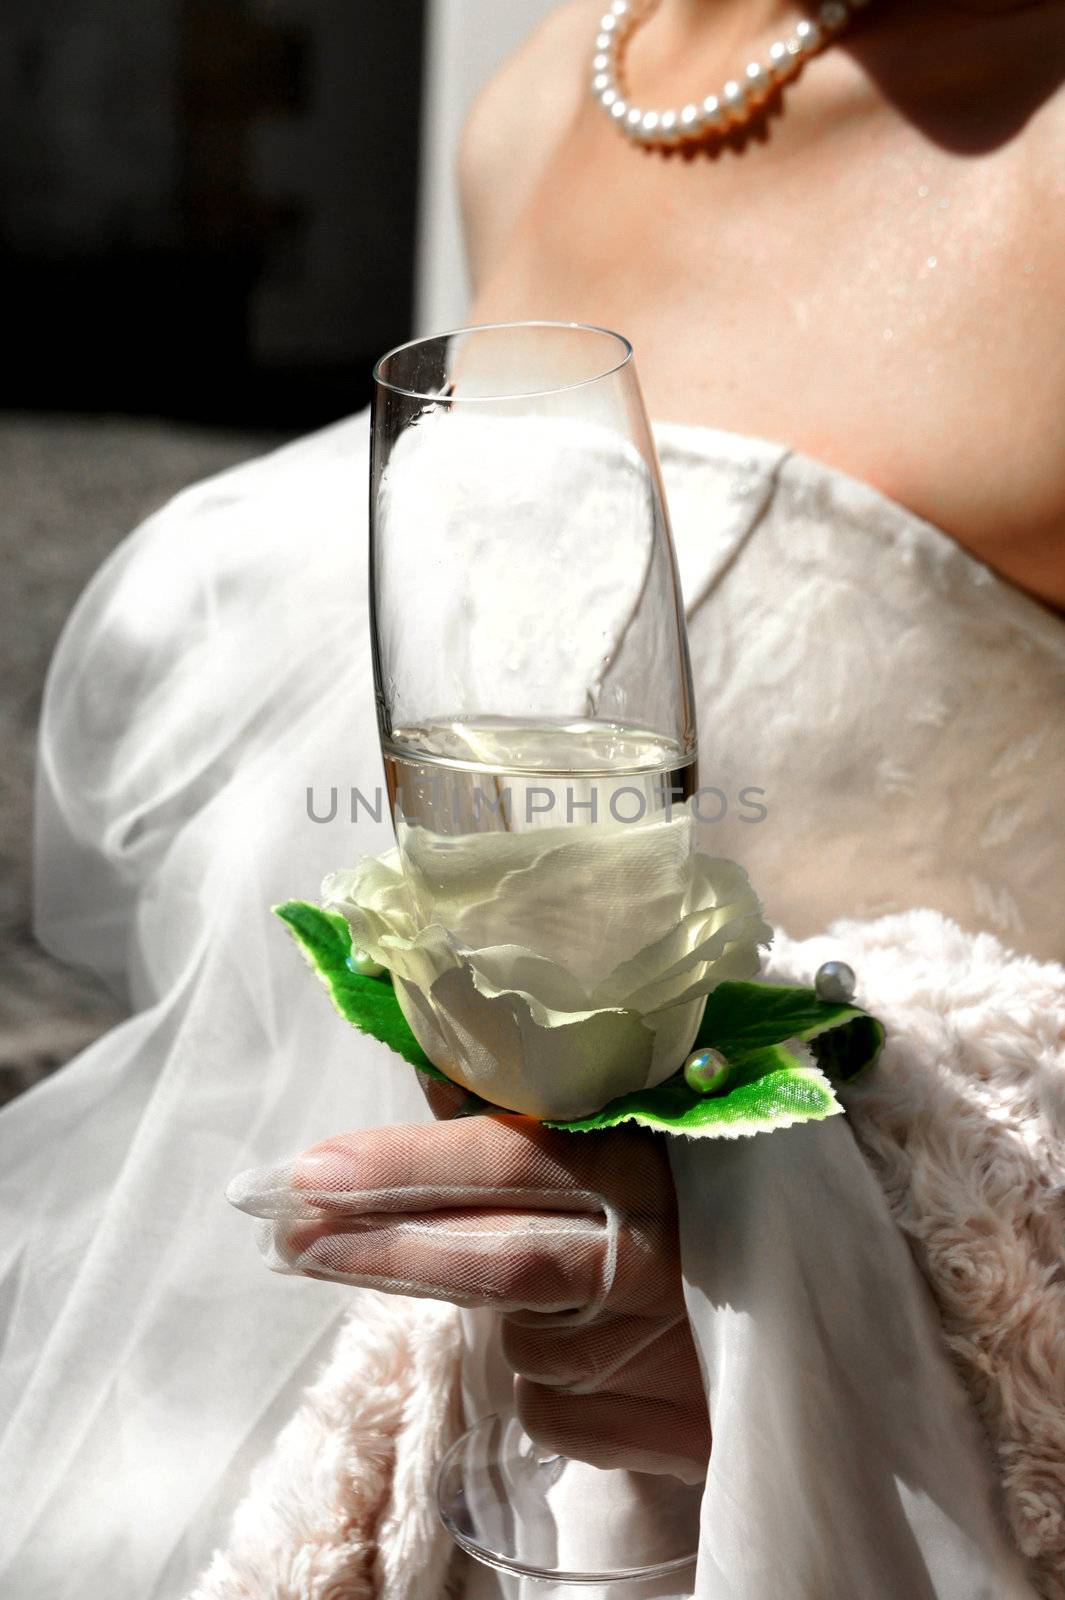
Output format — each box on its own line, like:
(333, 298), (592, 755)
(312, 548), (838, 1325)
(2, 1), (1063, 1596)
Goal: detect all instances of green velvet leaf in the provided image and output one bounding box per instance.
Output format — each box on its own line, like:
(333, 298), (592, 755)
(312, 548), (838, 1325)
(808, 1013), (886, 1083)
(544, 981), (884, 1138)
(273, 899), (449, 1082)
(696, 979), (884, 1085)
(544, 1042), (839, 1138)
(696, 980), (866, 1054)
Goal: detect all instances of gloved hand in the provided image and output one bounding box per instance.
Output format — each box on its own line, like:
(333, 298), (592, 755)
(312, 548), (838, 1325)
(227, 1094), (711, 1483)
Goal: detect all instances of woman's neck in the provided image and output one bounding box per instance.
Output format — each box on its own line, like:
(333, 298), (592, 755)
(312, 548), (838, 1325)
(637, 0), (834, 81)
(662, 0), (804, 27)
(627, 0), (838, 100)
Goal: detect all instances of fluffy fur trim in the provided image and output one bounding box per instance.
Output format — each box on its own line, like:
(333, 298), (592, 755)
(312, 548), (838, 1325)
(770, 910), (1065, 1600)
(188, 1290), (464, 1600)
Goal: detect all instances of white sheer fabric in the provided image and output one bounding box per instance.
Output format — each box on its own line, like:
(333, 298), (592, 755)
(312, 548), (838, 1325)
(2, 420), (418, 1598)
(2, 408), (1061, 1596)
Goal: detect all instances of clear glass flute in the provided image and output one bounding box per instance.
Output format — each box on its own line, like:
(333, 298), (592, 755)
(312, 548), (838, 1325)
(370, 322), (703, 1586)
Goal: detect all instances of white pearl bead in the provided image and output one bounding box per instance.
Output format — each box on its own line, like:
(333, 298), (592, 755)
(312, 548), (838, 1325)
(679, 102), (702, 133)
(626, 105), (644, 129)
(814, 960), (857, 1005)
(348, 949), (386, 980)
(640, 109), (660, 137)
(599, 13), (618, 33)
(659, 108), (680, 140)
(769, 39), (792, 75)
(702, 93), (724, 127)
(592, 71), (610, 92)
(794, 18), (823, 50)
(683, 1047), (731, 1096)
(610, 97), (628, 119)
(819, 0), (848, 30)
(595, 30), (612, 50)
(745, 60), (770, 96)
(592, 51), (610, 71)
(600, 86), (618, 108)
(610, 0), (629, 14)
(722, 79), (747, 116)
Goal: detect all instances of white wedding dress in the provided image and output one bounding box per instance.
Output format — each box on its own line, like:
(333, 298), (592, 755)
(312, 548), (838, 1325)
(1, 409), (1062, 1599)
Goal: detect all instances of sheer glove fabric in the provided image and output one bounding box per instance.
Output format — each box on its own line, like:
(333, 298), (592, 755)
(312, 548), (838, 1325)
(228, 1107), (711, 1485)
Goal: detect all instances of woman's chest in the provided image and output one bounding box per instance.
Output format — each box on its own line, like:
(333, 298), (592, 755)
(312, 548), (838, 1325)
(471, 101), (1065, 603)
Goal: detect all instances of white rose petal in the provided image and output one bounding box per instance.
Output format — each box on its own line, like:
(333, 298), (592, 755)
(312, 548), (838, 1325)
(394, 969), (661, 1120)
(400, 812), (696, 990)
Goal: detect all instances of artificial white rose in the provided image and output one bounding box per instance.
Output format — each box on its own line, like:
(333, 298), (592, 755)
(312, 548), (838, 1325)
(321, 841), (771, 1121)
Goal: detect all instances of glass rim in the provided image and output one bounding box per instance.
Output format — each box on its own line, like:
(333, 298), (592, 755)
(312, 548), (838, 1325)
(372, 319), (634, 403)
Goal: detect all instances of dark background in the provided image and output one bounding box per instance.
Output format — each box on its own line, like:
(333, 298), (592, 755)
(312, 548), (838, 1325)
(0, 0), (426, 429)
(0, 1), (427, 1101)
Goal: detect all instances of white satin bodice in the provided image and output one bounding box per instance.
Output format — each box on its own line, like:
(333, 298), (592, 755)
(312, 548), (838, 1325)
(655, 422), (1065, 964)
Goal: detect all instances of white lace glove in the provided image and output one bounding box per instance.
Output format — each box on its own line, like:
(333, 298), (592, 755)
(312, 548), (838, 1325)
(227, 1102), (711, 1483)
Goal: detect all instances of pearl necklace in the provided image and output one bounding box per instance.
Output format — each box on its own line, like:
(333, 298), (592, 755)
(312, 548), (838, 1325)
(592, 0), (871, 147)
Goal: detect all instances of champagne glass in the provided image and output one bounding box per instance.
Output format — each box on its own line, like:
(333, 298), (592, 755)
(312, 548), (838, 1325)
(370, 322), (703, 1586)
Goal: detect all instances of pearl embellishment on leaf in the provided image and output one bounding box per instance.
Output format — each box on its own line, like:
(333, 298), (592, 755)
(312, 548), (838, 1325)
(684, 1048), (732, 1096)
(347, 949), (386, 979)
(814, 961), (857, 1004)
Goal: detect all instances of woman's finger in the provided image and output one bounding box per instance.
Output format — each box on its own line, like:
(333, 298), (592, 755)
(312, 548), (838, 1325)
(294, 1117), (610, 1216)
(269, 1187), (678, 1318)
(293, 1119), (672, 1220)
(515, 1381), (711, 1482)
(229, 1115), (655, 1221)
(268, 1205), (611, 1313)
(501, 1310), (695, 1399)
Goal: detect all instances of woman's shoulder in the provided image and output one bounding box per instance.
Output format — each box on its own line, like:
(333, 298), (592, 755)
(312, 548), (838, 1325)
(158, 410), (369, 525)
(35, 407), (372, 929)
(43, 407), (370, 789)
(458, 2), (596, 286)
